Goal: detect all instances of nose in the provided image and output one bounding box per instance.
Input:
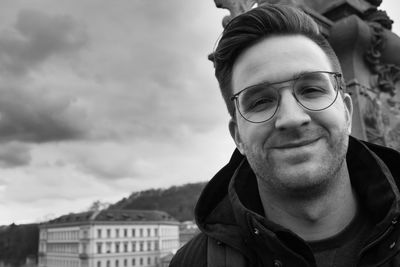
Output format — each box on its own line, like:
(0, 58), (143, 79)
(273, 90), (311, 130)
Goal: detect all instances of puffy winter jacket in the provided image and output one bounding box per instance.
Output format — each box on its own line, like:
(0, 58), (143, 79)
(170, 136), (400, 267)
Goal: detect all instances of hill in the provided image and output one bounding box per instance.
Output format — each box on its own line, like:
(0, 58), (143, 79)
(108, 182), (206, 221)
(0, 182), (207, 264)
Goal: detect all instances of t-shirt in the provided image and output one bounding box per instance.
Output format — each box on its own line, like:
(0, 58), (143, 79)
(308, 206), (374, 267)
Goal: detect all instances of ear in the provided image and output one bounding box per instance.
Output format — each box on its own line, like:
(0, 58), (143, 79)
(229, 118), (246, 155)
(342, 93), (353, 135)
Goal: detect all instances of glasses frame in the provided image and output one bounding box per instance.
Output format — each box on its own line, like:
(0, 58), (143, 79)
(230, 71), (343, 123)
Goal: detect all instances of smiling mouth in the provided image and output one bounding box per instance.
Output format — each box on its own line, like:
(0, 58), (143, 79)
(274, 138), (320, 149)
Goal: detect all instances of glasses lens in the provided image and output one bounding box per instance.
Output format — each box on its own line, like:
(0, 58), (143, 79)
(237, 85), (279, 123)
(294, 72), (338, 111)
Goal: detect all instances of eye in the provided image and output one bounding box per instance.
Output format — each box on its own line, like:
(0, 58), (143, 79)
(239, 85), (278, 113)
(247, 97), (276, 111)
(297, 86), (328, 98)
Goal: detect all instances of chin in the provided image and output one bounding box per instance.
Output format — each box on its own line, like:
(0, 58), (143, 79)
(272, 158), (346, 197)
(266, 172), (329, 201)
(256, 161), (333, 197)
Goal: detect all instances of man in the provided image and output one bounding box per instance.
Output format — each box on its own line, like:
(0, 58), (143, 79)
(170, 4), (400, 267)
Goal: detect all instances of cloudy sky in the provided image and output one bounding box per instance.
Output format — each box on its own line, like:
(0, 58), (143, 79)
(0, 0), (399, 225)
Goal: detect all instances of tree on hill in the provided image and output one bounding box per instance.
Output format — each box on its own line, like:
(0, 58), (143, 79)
(0, 223), (39, 265)
(109, 182), (206, 221)
(87, 200), (111, 211)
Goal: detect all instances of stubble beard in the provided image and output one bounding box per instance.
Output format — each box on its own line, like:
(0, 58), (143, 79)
(245, 130), (350, 201)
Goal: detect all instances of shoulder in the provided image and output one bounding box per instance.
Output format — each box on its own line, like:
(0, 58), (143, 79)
(169, 233), (208, 267)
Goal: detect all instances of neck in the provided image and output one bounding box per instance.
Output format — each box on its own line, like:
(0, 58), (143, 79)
(258, 163), (358, 241)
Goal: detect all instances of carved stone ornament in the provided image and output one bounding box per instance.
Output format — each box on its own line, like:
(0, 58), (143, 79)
(363, 94), (384, 137)
(363, 20), (400, 148)
(213, 0), (257, 27)
(375, 64), (400, 96)
(214, 0), (307, 27)
(387, 122), (400, 151)
(365, 0), (382, 7)
(213, 0), (386, 28)
(363, 8), (393, 30)
(364, 22), (400, 96)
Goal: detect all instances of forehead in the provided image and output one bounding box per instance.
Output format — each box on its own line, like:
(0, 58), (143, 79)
(232, 35), (333, 94)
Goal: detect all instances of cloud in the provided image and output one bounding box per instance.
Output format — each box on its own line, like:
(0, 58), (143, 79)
(0, 9), (91, 143)
(0, 3), (223, 146)
(0, 8), (88, 77)
(0, 142), (30, 167)
(76, 152), (138, 180)
(59, 141), (139, 179)
(80, 2), (226, 143)
(0, 168), (118, 205)
(0, 85), (89, 143)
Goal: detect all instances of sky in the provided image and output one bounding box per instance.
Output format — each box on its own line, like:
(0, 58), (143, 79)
(0, 0), (399, 225)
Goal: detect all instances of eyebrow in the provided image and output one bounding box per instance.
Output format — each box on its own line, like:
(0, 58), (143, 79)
(243, 71), (309, 91)
(262, 71), (311, 85)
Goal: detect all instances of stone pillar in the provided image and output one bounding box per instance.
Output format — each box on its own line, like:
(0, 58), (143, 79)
(326, 2), (400, 149)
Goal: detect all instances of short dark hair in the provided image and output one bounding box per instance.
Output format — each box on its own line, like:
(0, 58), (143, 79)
(213, 4), (343, 116)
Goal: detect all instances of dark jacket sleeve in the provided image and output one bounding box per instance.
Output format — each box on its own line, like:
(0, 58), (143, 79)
(169, 233), (208, 267)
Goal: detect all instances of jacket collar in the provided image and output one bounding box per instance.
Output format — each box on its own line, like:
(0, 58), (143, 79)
(195, 136), (400, 262)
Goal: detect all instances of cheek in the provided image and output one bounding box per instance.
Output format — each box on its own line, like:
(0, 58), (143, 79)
(313, 108), (349, 133)
(238, 121), (274, 147)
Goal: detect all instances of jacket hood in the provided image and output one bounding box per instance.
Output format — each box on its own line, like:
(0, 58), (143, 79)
(194, 136), (400, 255)
(194, 146), (248, 253)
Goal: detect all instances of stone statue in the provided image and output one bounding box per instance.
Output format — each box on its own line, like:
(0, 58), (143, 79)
(214, 0), (384, 28)
(214, 0), (256, 27)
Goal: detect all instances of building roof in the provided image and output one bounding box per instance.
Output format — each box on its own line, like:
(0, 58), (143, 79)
(45, 209), (177, 225)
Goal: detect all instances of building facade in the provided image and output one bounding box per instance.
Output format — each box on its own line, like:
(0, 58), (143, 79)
(38, 210), (180, 267)
(178, 221), (199, 248)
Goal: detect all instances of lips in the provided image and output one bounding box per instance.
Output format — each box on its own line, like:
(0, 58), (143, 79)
(273, 138), (320, 149)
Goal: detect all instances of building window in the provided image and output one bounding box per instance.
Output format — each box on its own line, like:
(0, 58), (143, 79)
(147, 228), (151, 237)
(132, 229), (136, 237)
(116, 229), (120, 238)
(147, 241), (151, 251)
(124, 242), (128, 252)
(124, 259), (127, 267)
(97, 243), (102, 254)
(147, 257), (151, 265)
(116, 260), (119, 267)
(132, 241), (136, 252)
(106, 261), (110, 267)
(98, 229), (102, 238)
(139, 258), (143, 266)
(97, 261), (101, 267)
(132, 259), (136, 266)
(139, 242), (144, 252)
(124, 229), (128, 237)
(107, 229), (111, 238)
(139, 229), (143, 237)
(106, 242), (111, 253)
(116, 242), (120, 253)
(83, 230), (88, 239)
(154, 228), (158, 237)
(154, 241), (159, 251)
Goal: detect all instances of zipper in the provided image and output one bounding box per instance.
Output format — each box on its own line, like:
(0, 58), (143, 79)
(360, 217), (398, 255)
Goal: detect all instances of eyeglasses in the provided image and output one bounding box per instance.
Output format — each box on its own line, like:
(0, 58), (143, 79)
(230, 71), (343, 123)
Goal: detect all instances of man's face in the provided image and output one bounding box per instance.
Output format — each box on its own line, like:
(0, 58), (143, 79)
(229, 35), (353, 197)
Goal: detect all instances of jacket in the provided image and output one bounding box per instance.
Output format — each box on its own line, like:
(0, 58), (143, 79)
(169, 136), (400, 267)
